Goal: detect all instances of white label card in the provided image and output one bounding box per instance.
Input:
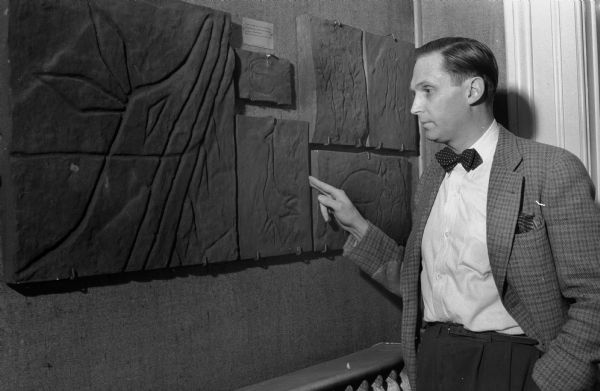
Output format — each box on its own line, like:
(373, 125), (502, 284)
(242, 17), (274, 50)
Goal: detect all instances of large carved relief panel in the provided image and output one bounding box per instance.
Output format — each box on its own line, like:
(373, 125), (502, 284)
(4, 0), (237, 282)
(297, 15), (417, 151)
(364, 33), (417, 151)
(2, 2), (416, 285)
(236, 115), (312, 260)
(311, 150), (411, 252)
(234, 49), (293, 106)
(297, 15), (369, 147)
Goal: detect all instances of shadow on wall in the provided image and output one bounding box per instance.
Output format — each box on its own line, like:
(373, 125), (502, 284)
(8, 249), (343, 297)
(495, 89), (537, 139)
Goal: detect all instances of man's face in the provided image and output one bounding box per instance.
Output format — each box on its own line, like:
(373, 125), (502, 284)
(410, 52), (470, 146)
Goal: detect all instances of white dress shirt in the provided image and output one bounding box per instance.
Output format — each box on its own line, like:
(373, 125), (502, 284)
(421, 120), (523, 334)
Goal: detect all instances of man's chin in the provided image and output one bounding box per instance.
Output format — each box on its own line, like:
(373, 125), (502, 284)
(422, 127), (439, 142)
(421, 122), (436, 132)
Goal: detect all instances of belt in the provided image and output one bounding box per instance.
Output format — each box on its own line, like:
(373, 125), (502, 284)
(424, 322), (539, 346)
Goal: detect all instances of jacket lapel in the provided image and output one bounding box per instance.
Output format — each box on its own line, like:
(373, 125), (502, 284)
(402, 156), (444, 297)
(486, 127), (523, 294)
(401, 155), (446, 388)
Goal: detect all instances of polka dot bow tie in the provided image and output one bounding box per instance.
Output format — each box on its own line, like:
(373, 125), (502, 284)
(435, 147), (483, 172)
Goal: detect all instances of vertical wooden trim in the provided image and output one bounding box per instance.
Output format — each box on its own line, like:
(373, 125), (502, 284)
(587, 0), (600, 191)
(0, 0), (14, 280)
(503, 0), (517, 133)
(550, 0), (565, 149)
(414, 0), (424, 177)
(414, 0), (422, 47)
(575, 1), (592, 169)
(504, 0), (535, 137)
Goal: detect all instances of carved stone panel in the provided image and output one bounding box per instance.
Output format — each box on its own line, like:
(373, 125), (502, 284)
(311, 150), (411, 252)
(364, 33), (418, 151)
(234, 49), (293, 106)
(4, 0), (237, 283)
(297, 15), (368, 147)
(236, 115), (312, 260)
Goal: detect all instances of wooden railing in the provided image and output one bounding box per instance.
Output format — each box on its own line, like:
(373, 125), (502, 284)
(236, 342), (410, 391)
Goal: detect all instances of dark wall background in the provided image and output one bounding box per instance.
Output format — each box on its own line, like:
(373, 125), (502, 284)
(0, 1), (415, 390)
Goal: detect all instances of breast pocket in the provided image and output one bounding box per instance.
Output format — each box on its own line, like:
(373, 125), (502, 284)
(507, 222), (562, 305)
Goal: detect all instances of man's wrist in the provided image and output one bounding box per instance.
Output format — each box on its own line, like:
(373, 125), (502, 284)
(348, 218), (369, 242)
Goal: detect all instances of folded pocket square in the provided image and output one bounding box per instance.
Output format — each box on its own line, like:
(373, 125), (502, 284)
(516, 213), (544, 234)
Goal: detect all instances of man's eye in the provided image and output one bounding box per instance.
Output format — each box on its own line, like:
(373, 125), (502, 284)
(423, 88), (432, 94)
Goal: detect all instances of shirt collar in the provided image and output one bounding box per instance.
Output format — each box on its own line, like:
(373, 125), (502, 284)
(468, 119), (499, 165)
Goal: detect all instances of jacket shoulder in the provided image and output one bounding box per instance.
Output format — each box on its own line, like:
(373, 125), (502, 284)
(508, 130), (585, 169)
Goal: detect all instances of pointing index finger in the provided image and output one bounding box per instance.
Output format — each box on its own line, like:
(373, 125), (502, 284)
(309, 175), (337, 196)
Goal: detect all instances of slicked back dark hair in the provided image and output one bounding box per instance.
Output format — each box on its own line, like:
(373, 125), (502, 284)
(415, 37), (498, 104)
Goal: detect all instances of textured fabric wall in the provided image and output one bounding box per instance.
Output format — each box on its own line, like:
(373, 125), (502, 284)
(0, 258), (404, 390)
(0, 0), (414, 390)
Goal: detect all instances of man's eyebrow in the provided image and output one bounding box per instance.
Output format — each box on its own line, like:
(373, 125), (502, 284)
(410, 81), (433, 91)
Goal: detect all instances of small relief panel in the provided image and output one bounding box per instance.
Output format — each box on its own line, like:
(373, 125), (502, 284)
(297, 15), (368, 147)
(234, 49), (293, 105)
(236, 115), (312, 260)
(4, 0), (238, 283)
(311, 150), (411, 252)
(364, 32), (418, 151)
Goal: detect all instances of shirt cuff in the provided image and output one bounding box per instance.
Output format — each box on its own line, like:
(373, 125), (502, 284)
(343, 221), (392, 276)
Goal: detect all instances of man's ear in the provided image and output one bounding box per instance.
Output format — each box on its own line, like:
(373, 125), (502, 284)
(466, 76), (486, 105)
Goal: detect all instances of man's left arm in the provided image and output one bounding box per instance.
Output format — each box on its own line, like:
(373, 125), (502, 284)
(533, 150), (600, 390)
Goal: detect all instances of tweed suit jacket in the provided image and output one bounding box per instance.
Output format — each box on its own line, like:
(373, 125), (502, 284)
(344, 126), (600, 391)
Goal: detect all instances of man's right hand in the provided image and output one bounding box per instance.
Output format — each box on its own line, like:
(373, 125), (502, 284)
(309, 176), (369, 242)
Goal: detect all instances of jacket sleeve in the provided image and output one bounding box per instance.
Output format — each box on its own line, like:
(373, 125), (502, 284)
(532, 150), (600, 390)
(342, 222), (405, 298)
(342, 162), (434, 301)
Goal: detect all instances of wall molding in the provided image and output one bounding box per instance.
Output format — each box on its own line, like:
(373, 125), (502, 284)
(586, 0), (600, 194)
(504, 0), (534, 138)
(413, 0), (424, 176)
(504, 0), (600, 195)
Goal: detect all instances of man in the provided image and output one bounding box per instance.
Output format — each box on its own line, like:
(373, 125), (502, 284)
(310, 37), (600, 391)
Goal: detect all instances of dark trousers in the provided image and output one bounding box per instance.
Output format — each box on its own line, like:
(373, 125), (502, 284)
(416, 323), (541, 391)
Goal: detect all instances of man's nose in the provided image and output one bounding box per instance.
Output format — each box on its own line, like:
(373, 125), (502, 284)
(410, 95), (421, 115)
